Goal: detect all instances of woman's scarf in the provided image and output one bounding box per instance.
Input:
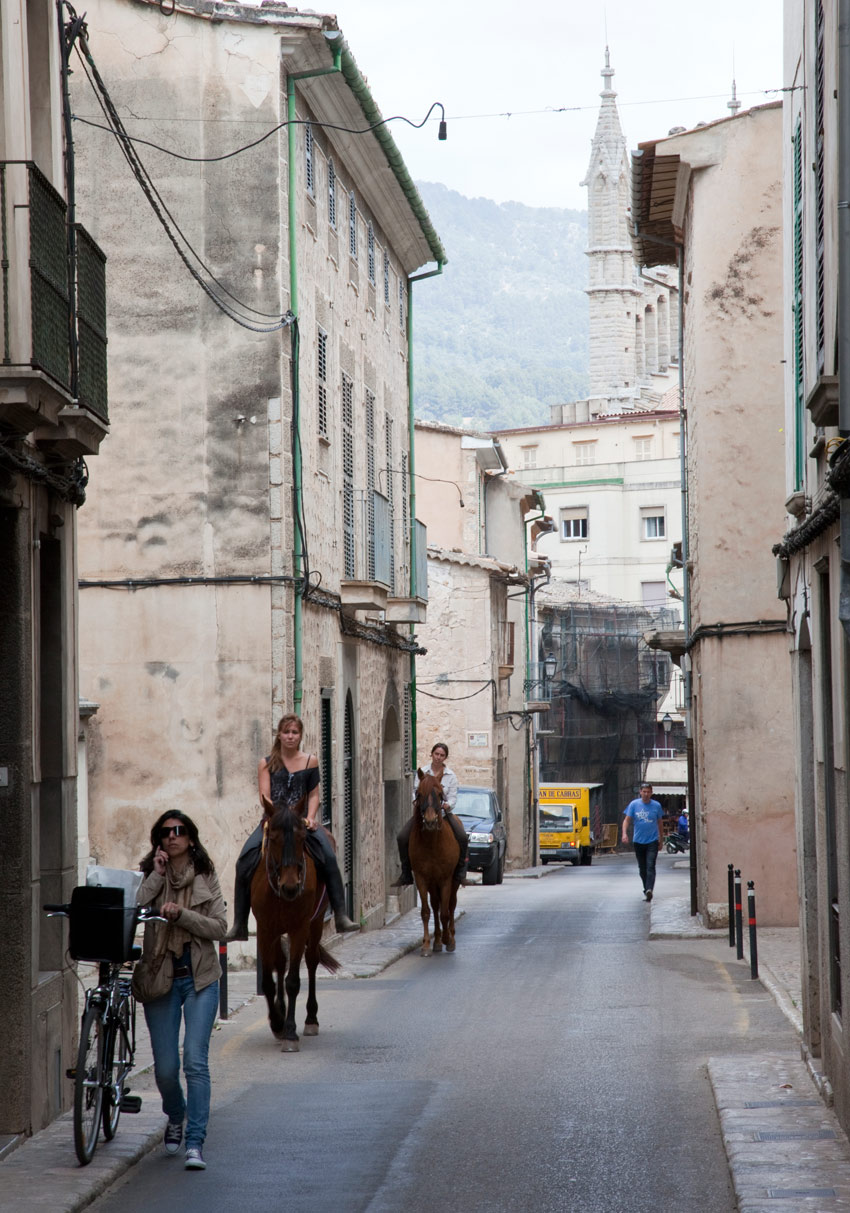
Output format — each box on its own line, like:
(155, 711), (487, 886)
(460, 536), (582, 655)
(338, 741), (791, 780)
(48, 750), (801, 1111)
(150, 862), (196, 966)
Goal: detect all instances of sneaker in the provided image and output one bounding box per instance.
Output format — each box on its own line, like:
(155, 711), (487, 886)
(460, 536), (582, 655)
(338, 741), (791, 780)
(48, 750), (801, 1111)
(164, 1122), (182, 1155)
(645, 889), (653, 902)
(185, 1147), (206, 1170)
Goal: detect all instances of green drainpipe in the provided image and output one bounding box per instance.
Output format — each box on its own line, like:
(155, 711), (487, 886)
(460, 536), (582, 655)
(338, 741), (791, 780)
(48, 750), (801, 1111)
(407, 262), (444, 767)
(286, 40), (342, 717)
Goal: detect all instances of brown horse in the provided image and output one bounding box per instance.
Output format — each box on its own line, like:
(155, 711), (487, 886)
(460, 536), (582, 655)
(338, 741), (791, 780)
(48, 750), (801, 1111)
(250, 794), (340, 1050)
(408, 770), (461, 956)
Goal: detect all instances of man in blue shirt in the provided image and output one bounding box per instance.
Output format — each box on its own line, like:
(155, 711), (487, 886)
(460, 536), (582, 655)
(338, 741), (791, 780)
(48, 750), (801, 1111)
(622, 782), (665, 901)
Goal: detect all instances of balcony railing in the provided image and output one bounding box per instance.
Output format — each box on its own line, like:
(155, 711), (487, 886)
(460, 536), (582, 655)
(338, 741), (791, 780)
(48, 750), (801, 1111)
(1, 161), (108, 423)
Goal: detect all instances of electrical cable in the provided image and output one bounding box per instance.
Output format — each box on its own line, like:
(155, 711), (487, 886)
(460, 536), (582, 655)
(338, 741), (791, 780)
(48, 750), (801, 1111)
(71, 101), (448, 165)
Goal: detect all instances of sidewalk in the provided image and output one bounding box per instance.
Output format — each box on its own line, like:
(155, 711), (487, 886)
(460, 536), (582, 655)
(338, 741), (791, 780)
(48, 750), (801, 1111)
(650, 861), (850, 1211)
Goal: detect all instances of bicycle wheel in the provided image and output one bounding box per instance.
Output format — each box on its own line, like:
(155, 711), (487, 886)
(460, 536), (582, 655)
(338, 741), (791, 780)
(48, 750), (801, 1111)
(102, 996), (132, 1140)
(74, 1003), (105, 1165)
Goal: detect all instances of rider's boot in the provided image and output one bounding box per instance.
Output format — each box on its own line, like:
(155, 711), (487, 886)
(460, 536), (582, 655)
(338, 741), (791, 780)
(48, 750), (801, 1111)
(224, 856), (254, 942)
(322, 856), (360, 933)
(453, 857), (469, 887)
(391, 858), (414, 888)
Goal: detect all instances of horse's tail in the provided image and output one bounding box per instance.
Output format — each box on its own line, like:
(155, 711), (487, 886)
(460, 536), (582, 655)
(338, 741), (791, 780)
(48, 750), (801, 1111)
(318, 944), (341, 974)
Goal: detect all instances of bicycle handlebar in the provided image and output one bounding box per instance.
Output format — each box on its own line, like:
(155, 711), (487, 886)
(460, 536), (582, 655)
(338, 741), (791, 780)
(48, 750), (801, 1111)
(42, 904), (168, 924)
(43, 903), (71, 915)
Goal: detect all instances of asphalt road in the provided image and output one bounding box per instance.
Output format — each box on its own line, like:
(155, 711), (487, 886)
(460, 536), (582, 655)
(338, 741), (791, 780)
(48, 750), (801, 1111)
(89, 853), (798, 1213)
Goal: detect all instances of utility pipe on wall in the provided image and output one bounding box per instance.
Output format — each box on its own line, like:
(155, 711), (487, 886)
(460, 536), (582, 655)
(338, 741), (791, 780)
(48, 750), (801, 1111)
(406, 262), (444, 768)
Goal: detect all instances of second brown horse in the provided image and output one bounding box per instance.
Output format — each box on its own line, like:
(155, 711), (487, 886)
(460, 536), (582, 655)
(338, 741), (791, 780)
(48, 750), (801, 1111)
(408, 770), (461, 956)
(250, 795), (340, 1049)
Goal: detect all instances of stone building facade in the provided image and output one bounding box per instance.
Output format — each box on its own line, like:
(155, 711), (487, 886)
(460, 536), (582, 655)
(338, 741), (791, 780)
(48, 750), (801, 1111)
(0, 0), (109, 1137)
(72, 3), (443, 946)
(413, 422), (546, 867)
(774, 0), (850, 1137)
(632, 100), (796, 927)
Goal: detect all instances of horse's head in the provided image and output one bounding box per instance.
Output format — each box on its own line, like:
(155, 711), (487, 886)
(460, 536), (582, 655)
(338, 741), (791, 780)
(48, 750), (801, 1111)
(415, 769), (444, 832)
(262, 796), (308, 900)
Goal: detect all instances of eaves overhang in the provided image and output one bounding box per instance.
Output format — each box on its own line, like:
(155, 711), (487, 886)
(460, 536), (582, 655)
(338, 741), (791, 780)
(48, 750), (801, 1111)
(630, 140), (688, 269)
(284, 27), (447, 274)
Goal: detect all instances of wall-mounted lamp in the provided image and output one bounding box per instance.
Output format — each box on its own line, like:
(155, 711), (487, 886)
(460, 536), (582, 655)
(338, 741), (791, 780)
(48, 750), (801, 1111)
(661, 712), (673, 734)
(543, 654), (557, 680)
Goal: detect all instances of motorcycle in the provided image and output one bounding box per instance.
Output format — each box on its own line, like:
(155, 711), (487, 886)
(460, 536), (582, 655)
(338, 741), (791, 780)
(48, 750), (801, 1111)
(664, 832), (689, 854)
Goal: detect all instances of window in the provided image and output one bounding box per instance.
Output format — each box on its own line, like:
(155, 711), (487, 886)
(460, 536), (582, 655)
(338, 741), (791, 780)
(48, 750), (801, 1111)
(327, 159), (337, 228)
(366, 392), (376, 580)
(641, 507), (665, 540)
(349, 191), (357, 260)
(574, 441), (596, 466)
(633, 437), (654, 461)
(560, 506), (588, 541)
(342, 374), (355, 577)
(383, 251), (390, 307)
(317, 327), (328, 438)
(399, 276), (405, 330)
(305, 123), (314, 197)
(521, 446), (537, 469)
(641, 581), (666, 609)
(367, 223), (376, 285)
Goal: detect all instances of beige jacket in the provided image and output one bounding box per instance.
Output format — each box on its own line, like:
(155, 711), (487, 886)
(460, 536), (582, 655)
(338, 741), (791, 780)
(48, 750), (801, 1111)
(135, 868), (227, 1001)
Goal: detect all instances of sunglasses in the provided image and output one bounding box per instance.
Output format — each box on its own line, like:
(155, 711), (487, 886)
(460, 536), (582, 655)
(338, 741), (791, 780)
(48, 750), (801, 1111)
(159, 825), (187, 840)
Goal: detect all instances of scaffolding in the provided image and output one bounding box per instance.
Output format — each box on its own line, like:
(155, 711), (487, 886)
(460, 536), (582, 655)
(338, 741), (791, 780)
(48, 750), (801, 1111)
(537, 597), (678, 827)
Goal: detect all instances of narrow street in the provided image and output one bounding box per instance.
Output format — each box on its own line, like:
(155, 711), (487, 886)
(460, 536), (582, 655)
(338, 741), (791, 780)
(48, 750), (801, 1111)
(87, 855), (798, 1213)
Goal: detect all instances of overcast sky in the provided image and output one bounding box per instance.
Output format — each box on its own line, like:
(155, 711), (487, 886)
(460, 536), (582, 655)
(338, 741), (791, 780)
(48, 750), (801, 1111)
(334, 0), (785, 212)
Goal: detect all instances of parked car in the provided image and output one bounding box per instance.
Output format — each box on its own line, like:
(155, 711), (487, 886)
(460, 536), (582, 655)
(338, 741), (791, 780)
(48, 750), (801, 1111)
(454, 786), (506, 885)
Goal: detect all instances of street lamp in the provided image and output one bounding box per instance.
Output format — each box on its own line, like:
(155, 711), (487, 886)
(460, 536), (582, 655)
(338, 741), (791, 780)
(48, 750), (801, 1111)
(661, 713), (672, 735)
(543, 654), (557, 681)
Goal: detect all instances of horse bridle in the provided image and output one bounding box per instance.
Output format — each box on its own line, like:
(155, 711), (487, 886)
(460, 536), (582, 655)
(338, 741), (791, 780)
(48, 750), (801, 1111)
(263, 813), (307, 899)
(416, 783), (445, 832)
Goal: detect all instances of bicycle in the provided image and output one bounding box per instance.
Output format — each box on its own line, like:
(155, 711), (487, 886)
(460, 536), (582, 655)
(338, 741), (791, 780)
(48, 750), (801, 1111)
(44, 885), (165, 1166)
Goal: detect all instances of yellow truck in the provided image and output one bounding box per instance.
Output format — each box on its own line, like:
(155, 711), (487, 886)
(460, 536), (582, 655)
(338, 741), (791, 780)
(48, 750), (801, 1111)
(538, 783), (602, 866)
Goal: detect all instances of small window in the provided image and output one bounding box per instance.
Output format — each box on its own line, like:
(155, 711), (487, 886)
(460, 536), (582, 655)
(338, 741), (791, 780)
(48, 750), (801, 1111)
(305, 123), (314, 197)
(383, 251), (390, 307)
(349, 191), (357, 260)
(317, 327), (328, 438)
(641, 507), (665, 540)
(367, 223), (376, 285)
(399, 276), (405, 331)
(328, 159), (337, 228)
(633, 437), (654, 461)
(641, 581), (667, 608)
(521, 446), (537, 469)
(560, 507), (588, 541)
(574, 441), (596, 467)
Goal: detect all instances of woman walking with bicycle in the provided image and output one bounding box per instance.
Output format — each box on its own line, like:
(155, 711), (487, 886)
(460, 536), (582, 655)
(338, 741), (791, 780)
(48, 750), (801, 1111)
(133, 811), (227, 1171)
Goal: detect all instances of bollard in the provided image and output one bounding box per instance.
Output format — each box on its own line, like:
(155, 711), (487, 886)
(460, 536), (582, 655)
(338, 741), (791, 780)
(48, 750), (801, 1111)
(218, 941), (229, 1020)
(734, 869), (743, 960)
(747, 881), (758, 979)
(728, 864), (735, 948)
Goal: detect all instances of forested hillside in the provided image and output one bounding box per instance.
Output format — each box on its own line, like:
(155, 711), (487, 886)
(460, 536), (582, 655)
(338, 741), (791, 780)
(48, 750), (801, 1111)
(412, 182), (588, 431)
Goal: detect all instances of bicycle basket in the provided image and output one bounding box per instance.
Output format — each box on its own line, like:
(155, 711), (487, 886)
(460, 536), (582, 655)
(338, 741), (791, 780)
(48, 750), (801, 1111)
(68, 885), (141, 963)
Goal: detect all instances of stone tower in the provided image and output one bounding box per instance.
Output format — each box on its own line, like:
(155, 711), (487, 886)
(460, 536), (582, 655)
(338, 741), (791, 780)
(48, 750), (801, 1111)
(581, 49), (641, 414)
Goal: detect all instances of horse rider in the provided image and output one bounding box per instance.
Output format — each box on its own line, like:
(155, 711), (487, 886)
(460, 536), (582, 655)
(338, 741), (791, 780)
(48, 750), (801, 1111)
(226, 714), (359, 941)
(392, 741), (469, 888)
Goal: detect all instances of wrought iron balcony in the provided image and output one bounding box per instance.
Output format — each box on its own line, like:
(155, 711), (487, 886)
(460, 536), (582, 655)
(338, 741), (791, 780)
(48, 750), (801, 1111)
(0, 161), (108, 450)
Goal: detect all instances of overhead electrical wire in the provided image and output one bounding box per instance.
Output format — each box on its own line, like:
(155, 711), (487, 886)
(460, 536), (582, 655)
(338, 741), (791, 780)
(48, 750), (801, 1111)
(71, 100), (448, 165)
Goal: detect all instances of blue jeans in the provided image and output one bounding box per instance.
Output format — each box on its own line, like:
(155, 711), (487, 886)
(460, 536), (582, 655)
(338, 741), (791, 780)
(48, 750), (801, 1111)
(143, 975), (219, 1150)
(634, 841), (659, 892)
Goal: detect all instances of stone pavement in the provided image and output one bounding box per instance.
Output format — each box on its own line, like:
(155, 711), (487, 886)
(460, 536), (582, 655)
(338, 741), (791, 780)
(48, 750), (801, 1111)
(1, 858), (846, 1212)
(650, 860), (850, 1211)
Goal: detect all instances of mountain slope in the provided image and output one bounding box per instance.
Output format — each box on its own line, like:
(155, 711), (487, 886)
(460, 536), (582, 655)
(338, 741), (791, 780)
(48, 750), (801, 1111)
(412, 182), (589, 431)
